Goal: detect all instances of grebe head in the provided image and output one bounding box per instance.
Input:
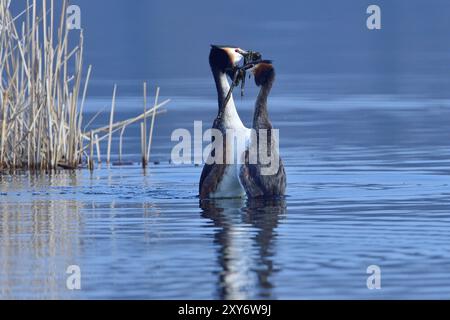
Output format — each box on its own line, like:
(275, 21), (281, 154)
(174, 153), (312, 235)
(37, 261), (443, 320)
(209, 45), (249, 78)
(252, 60), (275, 87)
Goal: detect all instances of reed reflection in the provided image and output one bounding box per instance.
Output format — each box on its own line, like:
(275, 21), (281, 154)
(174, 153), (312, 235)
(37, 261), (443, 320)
(1, 192), (83, 299)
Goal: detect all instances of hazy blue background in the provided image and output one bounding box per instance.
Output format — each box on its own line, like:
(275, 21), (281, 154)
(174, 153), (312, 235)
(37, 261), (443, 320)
(72, 0), (450, 97)
(11, 0), (450, 97)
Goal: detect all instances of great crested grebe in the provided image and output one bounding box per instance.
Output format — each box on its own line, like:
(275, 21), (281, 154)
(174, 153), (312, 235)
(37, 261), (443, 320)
(199, 45), (252, 200)
(239, 61), (287, 198)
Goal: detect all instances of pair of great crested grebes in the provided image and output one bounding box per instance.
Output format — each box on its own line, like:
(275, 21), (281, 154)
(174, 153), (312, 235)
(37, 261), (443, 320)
(199, 45), (286, 200)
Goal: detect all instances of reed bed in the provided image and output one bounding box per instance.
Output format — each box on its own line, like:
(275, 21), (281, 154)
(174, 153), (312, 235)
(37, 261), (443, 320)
(0, 0), (169, 172)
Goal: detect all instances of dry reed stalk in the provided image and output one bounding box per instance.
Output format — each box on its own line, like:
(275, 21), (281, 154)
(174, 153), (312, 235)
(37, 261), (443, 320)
(119, 126), (126, 164)
(94, 133), (101, 164)
(83, 106), (168, 156)
(140, 122), (145, 168)
(89, 131), (93, 171)
(147, 87), (160, 163)
(106, 84), (117, 165)
(90, 99), (169, 136)
(142, 82), (147, 167)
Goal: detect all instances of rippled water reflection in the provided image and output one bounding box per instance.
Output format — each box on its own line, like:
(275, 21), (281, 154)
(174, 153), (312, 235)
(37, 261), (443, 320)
(2, 98), (450, 299)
